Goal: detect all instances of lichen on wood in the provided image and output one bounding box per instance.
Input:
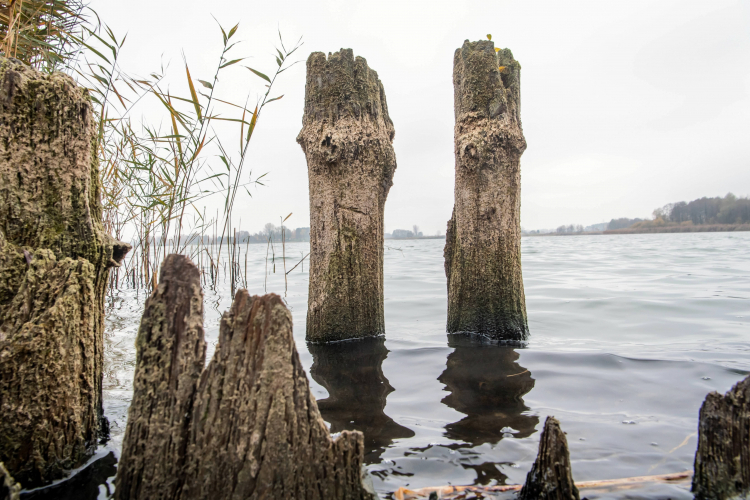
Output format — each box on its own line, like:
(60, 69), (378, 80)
(0, 57), (129, 488)
(444, 40), (528, 341)
(520, 417), (579, 500)
(692, 374), (750, 500)
(116, 255), (375, 500)
(297, 49), (396, 342)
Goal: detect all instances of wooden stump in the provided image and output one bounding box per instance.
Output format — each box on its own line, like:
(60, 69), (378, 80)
(116, 255), (375, 500)
(520, 417), (579, 500)
(297, 49), (396, 342)
(444, 40), (528, 341)
(1, 462), (20, 500)
(115, 255), (206, 500)
(0, 57), (129, 487)
(692, 375), (750, 500)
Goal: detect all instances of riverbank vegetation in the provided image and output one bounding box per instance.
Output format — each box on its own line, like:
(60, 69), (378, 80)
(0, 0), (303, 295)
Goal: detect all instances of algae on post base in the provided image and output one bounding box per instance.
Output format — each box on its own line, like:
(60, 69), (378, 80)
(444, 40), (528, 341)
(297, 49), (396, 342)
(0, 57), (129, 487)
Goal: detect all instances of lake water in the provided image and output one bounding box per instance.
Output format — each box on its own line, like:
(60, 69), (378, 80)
(44, 232), (750, 499)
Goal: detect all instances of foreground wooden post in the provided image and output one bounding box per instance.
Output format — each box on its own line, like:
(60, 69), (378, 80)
(520, 417), (579, 500)
(444, 40), (528, 340)
(0, 57), (129, 487)
(297, 49), (397, 342)
(1, 462), (20, 500)
(692, 375), (750, 500)
(116, 255), (375, 500)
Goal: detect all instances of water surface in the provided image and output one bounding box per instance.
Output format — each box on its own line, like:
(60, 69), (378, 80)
(93, 232), (750, 498)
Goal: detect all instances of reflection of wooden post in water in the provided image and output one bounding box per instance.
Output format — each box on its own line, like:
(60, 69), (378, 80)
(439, 337), (537, 446)
(438, 338), (537, 485)
(444, 40), (528, 340)
(297, 49), (397, 342)
(309, 337), (414, 463)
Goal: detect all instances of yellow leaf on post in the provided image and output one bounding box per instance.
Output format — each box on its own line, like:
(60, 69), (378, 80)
(487, 34), (492, 40)
(498, 66), (506, 72)
(495, 47), (500, 52)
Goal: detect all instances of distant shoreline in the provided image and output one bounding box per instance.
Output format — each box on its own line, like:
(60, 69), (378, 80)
(525, 224), (750, 236)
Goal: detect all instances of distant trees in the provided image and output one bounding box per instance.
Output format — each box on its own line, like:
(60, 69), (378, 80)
(607, 218), (644, 230)
(653, 193), (750, 226)
(606, 193), (749, 232)
(556, 224), (583, 234)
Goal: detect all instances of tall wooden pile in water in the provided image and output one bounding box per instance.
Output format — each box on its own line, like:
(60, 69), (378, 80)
(0, 57), (129, 488)
(115, 255), (375, 500)
(297, 49), (396, 342)
(444, 40), (528, 341)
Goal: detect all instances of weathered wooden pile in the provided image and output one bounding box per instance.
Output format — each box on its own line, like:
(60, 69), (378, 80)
(1, 43), (749, 500)
(0, 56), (129, 490)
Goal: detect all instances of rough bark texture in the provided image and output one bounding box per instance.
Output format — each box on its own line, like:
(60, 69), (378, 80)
(1, 462), (20, 500)
(297, 49), (396, 342)
(692, 375), (750, 500)
(115, 255), (206, 500)
(444, 40), (528, 340)
(520, 417), (579, 500)
(116, 255), (375, 500)
(0, 57), (129, 487)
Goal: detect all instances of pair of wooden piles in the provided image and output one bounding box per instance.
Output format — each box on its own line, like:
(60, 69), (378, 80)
(299, 40), (528, 344)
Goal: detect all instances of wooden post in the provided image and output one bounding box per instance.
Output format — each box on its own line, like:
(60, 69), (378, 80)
(692, 375), (750, 500)
(520, 417), (579, 500)
(116, 256), (375, 500)
(445, 40), (528, 341)
(297, 49), (396, 342)
(0, 57), (129, 487)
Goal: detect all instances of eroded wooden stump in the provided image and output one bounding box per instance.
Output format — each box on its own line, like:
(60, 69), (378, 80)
(0, 57), (129, 487)
(116, 255), (375, 500)
(1, 462), (20, 500)
(520, 417), (579, 500)
(444, 40), (528, 341)
(297, 49), (396, 342)
(692, 375), (750, 500)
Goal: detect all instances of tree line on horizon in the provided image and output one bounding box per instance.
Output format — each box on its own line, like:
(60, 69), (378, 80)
(609, 193), (749, 231)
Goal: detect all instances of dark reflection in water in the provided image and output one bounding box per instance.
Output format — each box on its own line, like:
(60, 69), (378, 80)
(20, 452), (117, 500)
(437, 335), (538, 484)
(309, 337), (415, 463)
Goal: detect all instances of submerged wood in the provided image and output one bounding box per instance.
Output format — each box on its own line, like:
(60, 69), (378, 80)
(444, 40), (528, 340)
(692, 374), (750, 500)
(116, 255), (375, 500)
(1, 462), (20, 500)
(0, 57), (129, 487)
(297, 49), (396, 342)
(520, 416), (579, 500)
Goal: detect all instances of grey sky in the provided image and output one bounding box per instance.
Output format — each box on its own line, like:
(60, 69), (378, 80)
(91, 0), (750, 234)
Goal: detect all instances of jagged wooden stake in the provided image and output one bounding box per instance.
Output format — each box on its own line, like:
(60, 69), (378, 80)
(520, 417), (579, 500)
(445, 40), (528, 340)
(297, 49), (396, 342)
(692, 375), (750, 500)
(0, 57), (129, 487)
(116, 255), (375, 500)
(115, 255), (206, 499)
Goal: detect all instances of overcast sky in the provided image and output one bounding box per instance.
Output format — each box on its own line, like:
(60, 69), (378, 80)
(91, 0), (750, 234)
